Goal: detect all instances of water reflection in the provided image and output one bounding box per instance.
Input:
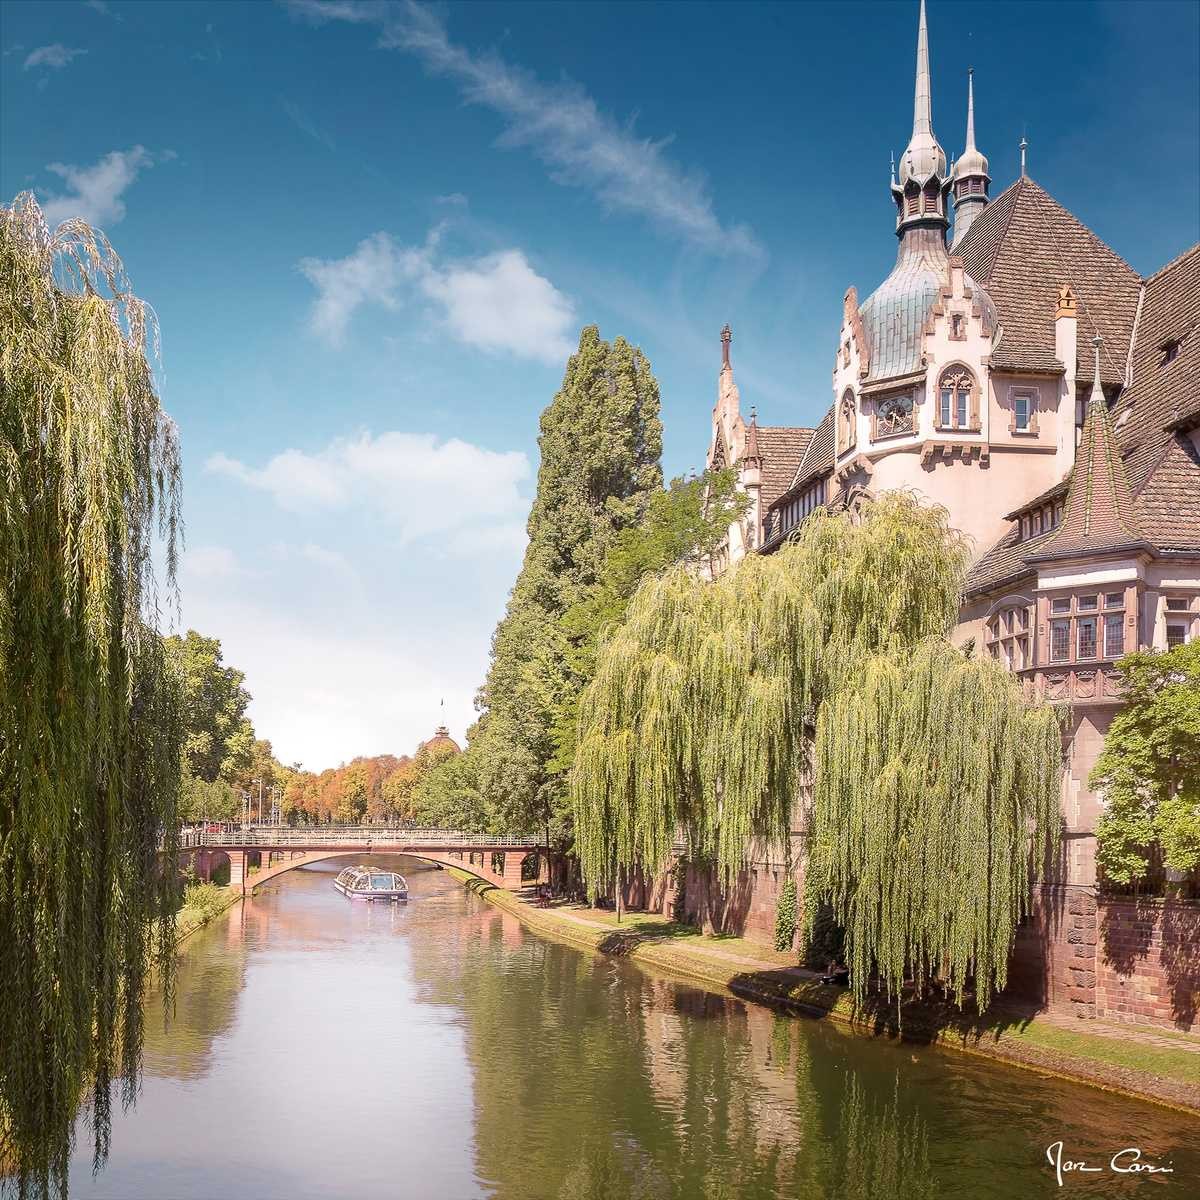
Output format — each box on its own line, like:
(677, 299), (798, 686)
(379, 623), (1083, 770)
(67, 855), (1199, 1199)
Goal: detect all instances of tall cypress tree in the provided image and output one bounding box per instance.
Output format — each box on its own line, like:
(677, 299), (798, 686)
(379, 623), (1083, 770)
(475, 326), (662, 837)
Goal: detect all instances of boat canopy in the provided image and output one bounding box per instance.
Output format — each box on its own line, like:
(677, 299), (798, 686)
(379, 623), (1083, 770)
(335, 866), (407, 893)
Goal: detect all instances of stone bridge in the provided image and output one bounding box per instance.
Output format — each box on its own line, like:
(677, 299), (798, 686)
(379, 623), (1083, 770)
(180, 827), (545, 895)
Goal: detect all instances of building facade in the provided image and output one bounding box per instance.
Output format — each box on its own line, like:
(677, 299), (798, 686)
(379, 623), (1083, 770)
(696, 0), (1199, 1026)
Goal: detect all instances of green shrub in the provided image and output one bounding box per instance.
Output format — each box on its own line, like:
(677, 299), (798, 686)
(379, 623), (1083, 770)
(774, 876), (798, 952)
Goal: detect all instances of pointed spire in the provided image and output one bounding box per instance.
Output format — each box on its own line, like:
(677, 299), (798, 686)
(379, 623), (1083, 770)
(951, 68), (990, 248)
(965, 67), (977, 153)
(744, 407), (761, 464)
(892, 0), (949, 235)
(1026, 336), (1145, 561)
(720, 323), (732, 371)
(913, 0), (932, 140)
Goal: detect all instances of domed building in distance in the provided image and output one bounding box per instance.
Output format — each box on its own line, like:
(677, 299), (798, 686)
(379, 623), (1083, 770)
(420, 724), (461, 756)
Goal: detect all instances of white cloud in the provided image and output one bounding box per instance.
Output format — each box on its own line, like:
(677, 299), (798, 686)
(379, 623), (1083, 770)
(281, 97), (336, 149)
(38, 146), (172, 228)
(182, 545), (245, 580)
(298, 230), (575, 362)
(298, 231), (417, 345)
(284, 0), (761, 258)
(84, 1), (120, 19)
(24, 44), (87, 70)
(205, 430), (530, 545)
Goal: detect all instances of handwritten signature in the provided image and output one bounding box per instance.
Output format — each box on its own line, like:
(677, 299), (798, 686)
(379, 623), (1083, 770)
(1046, 1141), (1175, 1187)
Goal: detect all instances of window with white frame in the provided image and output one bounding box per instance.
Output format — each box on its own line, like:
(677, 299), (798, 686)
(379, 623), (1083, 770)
(986, 601), (1032, 670)
(1164, 595), (1195, 649)
(1010, 387), (1039, 435)
(937, 367), (978, 431)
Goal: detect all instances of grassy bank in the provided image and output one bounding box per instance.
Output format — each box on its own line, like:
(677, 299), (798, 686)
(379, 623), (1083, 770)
(174, 881), (241, 944)
(447, 868), (1200, 1116)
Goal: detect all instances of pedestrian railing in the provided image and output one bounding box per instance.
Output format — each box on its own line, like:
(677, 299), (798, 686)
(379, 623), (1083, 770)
(180, 825), (539, 849)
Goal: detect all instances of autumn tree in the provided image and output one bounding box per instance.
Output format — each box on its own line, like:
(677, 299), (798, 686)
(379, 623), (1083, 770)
(1093, 640), (1200, 886)
(473, 326), (663, 838)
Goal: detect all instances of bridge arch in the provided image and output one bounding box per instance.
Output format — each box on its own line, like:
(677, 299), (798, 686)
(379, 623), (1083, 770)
(196, 844), (542, 895)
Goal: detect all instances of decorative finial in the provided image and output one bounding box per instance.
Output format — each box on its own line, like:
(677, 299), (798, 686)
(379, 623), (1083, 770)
(720, 323), (732, 369)
(913, 0), (932, 139)
(1090, 335), (1104, 405)
(749, 405), (757, 423)
(965, 67), (977, 153)
(890, 150), (896, 184)
(1019, 135), (1028, 178)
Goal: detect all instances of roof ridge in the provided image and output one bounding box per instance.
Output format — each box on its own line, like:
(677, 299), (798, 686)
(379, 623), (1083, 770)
(1022, 177), (1141, 279)
(1143, 241), (1200, 286)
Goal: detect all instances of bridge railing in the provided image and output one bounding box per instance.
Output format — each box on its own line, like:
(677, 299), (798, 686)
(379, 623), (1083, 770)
(185, 825), (539, 848)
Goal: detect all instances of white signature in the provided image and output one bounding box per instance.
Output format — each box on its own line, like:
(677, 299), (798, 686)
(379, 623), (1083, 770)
(1046, 1141), (1175, 1187)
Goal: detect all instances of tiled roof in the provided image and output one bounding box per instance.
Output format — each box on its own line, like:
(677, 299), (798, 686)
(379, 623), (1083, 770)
(757, 426), (814, 509)
(1003, 478), (1068, 522)
(956, 177), (1142, 387)
(787, 405), (834, 493)
(1026, 376), (1145, 562)
(966, 236), (1200, 596)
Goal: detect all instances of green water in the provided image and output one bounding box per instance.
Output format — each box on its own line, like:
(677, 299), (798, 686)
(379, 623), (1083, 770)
(67, 857), (1198, 1199)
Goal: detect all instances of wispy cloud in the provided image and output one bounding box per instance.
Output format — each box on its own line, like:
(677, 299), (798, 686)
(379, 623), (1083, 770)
(206, 430), (530, 547)
(83, 0), (121, 19)
(298, 228), (575, 362)
(38, 146), (174, 228)
(284, 0), (761, 258)
(281, 97), (337, 150)
(24, 44), (87, 70)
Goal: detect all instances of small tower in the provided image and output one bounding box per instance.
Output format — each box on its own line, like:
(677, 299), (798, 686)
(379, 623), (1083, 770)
(951, 68), (990, 248)
(890, 0), (951, 239)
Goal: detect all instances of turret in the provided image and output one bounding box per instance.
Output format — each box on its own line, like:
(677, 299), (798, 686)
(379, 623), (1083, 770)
(890, 0), (951, 239)
(952, 69), (990, 248)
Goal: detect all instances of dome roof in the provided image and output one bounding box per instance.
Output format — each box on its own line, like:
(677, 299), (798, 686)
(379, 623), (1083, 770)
(859, 228), (997, 383)
(422, 725), (461, 755)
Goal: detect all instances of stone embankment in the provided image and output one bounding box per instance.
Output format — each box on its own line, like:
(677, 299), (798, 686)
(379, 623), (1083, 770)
(447, 868), (1200, 1117)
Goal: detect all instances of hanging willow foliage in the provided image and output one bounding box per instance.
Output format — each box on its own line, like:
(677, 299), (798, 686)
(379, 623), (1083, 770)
(1, 194), (184, 1198)
(572, 490), (1061, 1009)
(809, 641), (1060, 1009)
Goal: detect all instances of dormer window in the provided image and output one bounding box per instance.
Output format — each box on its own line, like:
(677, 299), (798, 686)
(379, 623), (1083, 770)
(1161, 337), (1183, 366)
(1009, 386), (1039, 435)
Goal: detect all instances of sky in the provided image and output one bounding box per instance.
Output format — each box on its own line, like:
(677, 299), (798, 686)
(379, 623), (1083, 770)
(3, 0), (1198, 770)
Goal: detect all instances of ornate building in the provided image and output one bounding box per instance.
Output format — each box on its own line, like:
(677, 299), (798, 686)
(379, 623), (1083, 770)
(699, 1), (1199, 1023)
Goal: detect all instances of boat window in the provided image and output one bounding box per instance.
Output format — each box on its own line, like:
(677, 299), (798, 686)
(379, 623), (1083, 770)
(371, 874), (392, 889)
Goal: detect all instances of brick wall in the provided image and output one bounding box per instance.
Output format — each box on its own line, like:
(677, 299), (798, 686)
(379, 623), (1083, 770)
(1095, 896), (1200, 1030)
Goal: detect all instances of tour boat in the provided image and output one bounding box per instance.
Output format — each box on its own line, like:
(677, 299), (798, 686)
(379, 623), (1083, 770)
(333, 865), (409, 902)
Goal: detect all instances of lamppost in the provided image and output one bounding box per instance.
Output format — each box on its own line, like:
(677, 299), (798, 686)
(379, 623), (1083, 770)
(252, 777), (263, 824)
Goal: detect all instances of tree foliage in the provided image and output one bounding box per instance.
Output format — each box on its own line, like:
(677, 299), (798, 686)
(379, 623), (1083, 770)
(0, 194), (184, 1195)
(552, 468), (747, 773)
(573, 491), (1061, 1008)
(163, 630), (254, 783)
(1093, 640), (1200, 886)
(472, 326), (663, 837)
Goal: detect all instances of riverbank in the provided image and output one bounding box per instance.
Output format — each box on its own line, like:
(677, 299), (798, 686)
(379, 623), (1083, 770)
(448, 869), (1200, 1117)
(174, 883), (241, 944)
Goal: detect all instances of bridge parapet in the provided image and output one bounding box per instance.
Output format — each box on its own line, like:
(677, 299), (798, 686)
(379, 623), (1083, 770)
(182, 825), (538, 850)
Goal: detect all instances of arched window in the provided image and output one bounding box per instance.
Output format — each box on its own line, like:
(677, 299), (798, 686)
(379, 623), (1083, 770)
(938, 367), (978, 431)
(839, 390), (856, 453)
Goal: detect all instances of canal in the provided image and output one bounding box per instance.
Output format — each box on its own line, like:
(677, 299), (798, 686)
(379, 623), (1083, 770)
(69, 857), (1198, 1199)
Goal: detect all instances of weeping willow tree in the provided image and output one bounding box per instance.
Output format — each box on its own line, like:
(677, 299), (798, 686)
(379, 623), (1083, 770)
(573, 491), (1061, 1009)
(1, 194), (184, 1197)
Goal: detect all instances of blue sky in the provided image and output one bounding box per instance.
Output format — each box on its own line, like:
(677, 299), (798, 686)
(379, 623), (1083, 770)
(4, 0), (1198, 769)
